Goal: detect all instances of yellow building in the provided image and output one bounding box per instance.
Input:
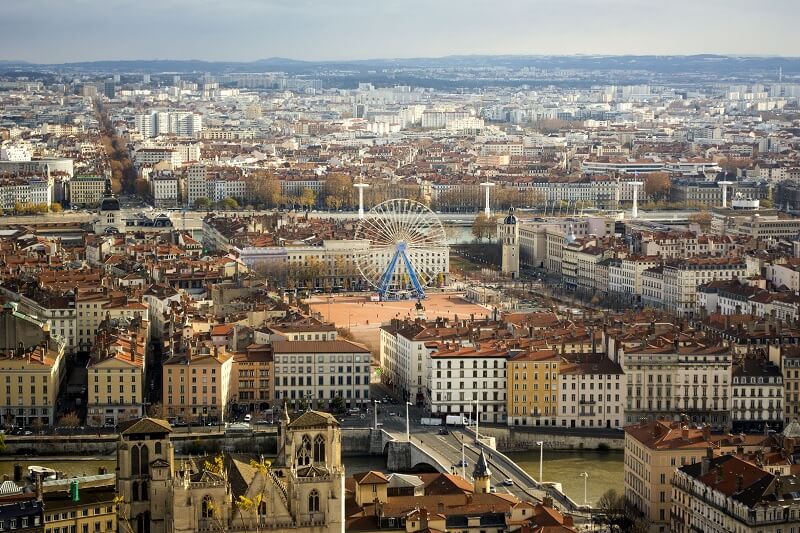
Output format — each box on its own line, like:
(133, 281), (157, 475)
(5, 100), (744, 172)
(0, 302), (66, 426)
(75, 288), (149, 351)
(222, 345), (273, 417)
(43, 475), (117, 533)
(86, 316), (147, 426)
(506, 349), (560, 427)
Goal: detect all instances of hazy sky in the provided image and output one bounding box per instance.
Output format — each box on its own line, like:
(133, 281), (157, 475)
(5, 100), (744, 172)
(2, 0), (798, 63)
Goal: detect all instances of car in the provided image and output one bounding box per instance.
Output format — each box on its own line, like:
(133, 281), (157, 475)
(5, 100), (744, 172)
(243, 414), (252, 422)
(489, 486), (497, 493)
(502, 478), (514, 486)
(388, 412), (397, 417)
(455, 459), (468, 467)
(438, 428), (450, 435)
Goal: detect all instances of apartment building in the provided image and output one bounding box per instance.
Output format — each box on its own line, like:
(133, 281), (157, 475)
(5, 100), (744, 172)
(506, 349), (560, 427)
(672, 454), (800, 533)
(426, 343), (508, 424)
(731, 357), (784, 433)
(625, 420), (716, 533)
(68, 176), (106, 207)
(769, 345), (800, 424)
(75, 289), (149, 351)
(662, 258), (749, 318)
(150, 174), (180, 208)
(559, 353), (625, 429)
(162, 345), (228, 423)
(0, 177), (51, 210)
(272, 340), (371, 410)
(186, 164), (208, 206)
(620, 339), (731, 429)
(86, 329), (145, 427)
(0, 303), (66, 427)
(609, 256), (661, 301)
(224, 345), (273, 415)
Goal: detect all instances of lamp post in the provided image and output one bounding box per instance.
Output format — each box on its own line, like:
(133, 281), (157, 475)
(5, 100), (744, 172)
(474, 397), (480, 444)
(580, 471), (589, 504)
(405, 401), (412, 442)
(461, 437), (466, 479)
(536, 441), (544, 483)
(373, 399), (379, 430)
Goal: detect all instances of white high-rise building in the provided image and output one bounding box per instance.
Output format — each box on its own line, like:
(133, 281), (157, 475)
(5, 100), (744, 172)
(135, 111), (203, 138)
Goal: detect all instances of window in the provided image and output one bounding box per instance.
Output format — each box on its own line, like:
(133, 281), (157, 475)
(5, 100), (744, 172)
(313, 435), (325, 463)
(308, 490), (320, 513)
(297, 435), (312, 466)
(201, 495), (214, 518)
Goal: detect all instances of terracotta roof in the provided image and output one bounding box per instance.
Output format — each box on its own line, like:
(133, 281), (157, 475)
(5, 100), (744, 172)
(272, 340), (370, 354)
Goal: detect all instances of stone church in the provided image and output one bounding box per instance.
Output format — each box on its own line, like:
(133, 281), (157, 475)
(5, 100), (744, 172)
(116, 410), (345, 532)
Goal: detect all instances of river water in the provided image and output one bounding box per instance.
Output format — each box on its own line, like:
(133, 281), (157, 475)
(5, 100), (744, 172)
(0, 450), (623, 505)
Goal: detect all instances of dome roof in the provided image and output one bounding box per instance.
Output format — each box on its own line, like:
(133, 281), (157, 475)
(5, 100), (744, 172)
(503, 207), (517, 225)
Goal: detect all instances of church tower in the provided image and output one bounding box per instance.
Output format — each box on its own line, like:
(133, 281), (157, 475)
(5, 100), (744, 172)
(94, 177), (124, 234)
(472, 449), (492, 494)
(116, 418), (174, 533)
(500, 207), (520, 279)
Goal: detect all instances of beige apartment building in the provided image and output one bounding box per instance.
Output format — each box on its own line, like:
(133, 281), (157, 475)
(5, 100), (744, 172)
(0, 302), (66, 427)
(75, 289), (149, 351)
(162, 345), (229, 423)
(222, 345), (273, 415)
(68, 175), (107, 206)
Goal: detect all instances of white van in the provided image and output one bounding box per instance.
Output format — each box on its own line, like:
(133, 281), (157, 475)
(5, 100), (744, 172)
(243, 414), (252, 422)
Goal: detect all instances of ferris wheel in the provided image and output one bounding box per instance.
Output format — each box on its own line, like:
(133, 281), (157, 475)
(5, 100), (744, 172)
(354, 199), (448, 300)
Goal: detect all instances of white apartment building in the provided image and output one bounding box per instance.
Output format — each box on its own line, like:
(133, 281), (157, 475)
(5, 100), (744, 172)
(426, 345), (508, 424)
(272, 340), (371, 410)
(0, 177), (51, 210)
(16, 294), (77, 353)
(135, 111), (202, 138)
(641, 267), (665, 309)
(208, 177), (251, 203)
(662, 259), (749, 318)
(380, 323), (431, 405)
(731, 358), (784, 433)
(558, 355), (625, 429)
(0, 145), (32, 162)
(151, 174), (181, 208)
(608, 256), (661, 301)
(134, 148), (182, 169)
(620, 341), (731, 429)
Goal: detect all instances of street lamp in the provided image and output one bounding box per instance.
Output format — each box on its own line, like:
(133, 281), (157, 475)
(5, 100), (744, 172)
(536, 441), (544, 483)
(461, 435), (466, 479)
(405, 402), (412, 442)
(373, 399), (379, 430)
(580, 472), (589, 504)
(474, 397), (480, 444)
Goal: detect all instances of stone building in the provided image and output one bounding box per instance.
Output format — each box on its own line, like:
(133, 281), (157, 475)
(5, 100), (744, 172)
(116, 410), (345, 533)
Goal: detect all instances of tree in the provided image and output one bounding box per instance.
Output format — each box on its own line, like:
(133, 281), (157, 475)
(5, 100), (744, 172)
(322, 173), (353, 210)
(59, 411), (81, 429)
(217, 197), (240, 210)
(194, 197), (212, 210)
(336, 327), (355, 340)
(134, 179), (150, 197)
(147, 403), (164, 419)
(644, 172), (671, 201)
(596, 489), (651, 533)
(49, 202), (62, 213)
(472, 213), (497, 242)
(760, 197), (774, 208)
(251, 173), (282, 207)
(299, 187), (316, 210)
(688, 211), (713, 232)
(330, 395), (345, 414)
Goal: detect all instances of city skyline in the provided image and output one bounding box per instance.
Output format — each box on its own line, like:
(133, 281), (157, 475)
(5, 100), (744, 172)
(2, 0), (799, 63)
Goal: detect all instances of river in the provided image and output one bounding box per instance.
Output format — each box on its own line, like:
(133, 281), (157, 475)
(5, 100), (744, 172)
(0, 450), (623, 505)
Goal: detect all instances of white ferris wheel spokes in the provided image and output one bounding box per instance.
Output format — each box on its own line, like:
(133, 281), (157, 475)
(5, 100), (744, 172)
(354, 199), (447, 300)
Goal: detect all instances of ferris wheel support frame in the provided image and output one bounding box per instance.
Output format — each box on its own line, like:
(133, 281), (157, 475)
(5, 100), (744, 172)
(376, 241), (426, 300)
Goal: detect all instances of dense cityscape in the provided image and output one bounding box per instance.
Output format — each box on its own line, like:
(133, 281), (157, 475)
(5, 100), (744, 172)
(1, 2), (800, 532)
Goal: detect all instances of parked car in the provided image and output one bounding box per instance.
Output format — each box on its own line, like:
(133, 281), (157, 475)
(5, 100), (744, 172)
(438, 427), (450, 435)
(502, 478), (514, 486)
(243, 414), (252, 422)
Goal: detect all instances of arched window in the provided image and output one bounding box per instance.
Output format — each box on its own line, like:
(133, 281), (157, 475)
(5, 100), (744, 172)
(258, 500), (267, 517)
(140, 480), (148, 501)
(313, 435), (326, 463)
(131, 445), (140, 476)
(201, 495), (214, 518)
(135, 512), (150, 533)
(132, 481), (140, 502)
(296, 435), (312, 466)
(154, 442), (162, 455)
(308, 490), (320, 513)
(140, 445), (150, 476)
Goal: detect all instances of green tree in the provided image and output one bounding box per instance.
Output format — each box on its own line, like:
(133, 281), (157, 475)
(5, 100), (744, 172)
(194, 197), (212, 210)
(331, 395), (345, 414)
(217, 197), (240, 210)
